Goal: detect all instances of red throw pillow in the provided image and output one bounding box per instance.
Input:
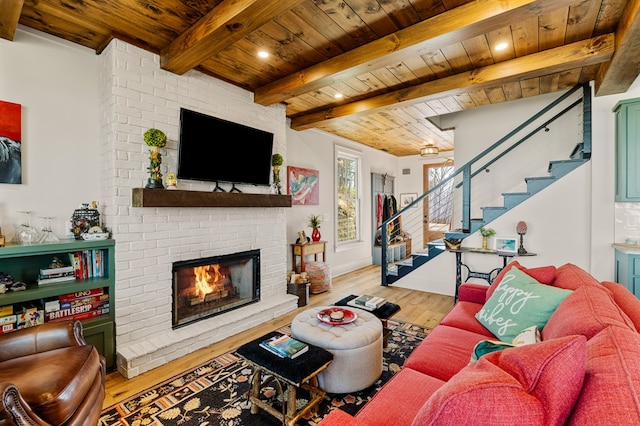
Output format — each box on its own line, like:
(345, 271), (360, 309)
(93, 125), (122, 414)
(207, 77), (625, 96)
(485, 261), (557, 302)
(412, 335), (586, 426)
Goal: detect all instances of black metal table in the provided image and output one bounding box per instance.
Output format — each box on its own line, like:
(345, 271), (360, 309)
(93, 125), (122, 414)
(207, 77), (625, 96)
(334, 295), (401, 347)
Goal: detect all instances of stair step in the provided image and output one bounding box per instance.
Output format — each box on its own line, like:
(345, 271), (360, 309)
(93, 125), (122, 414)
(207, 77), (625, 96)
(502, 192), (531, 209)
(481, 206), (507, 223)
(525, 176), (556, 194)
(548, 159), (588, 179)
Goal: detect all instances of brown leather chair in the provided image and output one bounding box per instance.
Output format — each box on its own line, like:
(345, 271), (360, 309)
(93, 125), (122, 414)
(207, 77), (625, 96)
(0, 320), (105, 425)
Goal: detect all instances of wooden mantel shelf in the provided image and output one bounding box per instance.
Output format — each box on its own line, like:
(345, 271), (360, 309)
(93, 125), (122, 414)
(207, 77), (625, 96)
(131, 188), (292, 208)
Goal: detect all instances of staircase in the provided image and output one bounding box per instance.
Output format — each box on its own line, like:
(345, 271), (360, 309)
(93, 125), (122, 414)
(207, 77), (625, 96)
(380, 84), (592, 285)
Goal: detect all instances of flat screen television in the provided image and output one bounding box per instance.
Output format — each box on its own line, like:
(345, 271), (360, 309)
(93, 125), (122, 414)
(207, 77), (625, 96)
(177, 108), (274, 189)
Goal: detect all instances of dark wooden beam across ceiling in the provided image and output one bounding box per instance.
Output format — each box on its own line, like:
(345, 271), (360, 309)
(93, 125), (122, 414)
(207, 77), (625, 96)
(0, 0), (24, 41)
(160, 0), (304, 75)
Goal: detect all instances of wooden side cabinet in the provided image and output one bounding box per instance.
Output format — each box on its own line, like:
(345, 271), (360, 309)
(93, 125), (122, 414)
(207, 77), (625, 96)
(0, 239), (116, 369)
(614, 98), (640, 201)
(291, 241), (326, 273)
(614, 246), (640, 297)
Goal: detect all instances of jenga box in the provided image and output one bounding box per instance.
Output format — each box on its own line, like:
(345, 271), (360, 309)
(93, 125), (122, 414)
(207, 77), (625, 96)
(0, 305), (12, 317)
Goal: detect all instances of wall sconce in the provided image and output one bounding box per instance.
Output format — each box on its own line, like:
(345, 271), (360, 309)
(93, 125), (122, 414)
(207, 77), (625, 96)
(420, 144), (439, 157)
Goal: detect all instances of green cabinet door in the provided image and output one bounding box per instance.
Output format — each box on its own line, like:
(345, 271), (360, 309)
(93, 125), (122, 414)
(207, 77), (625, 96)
(614, 98), (640, 201)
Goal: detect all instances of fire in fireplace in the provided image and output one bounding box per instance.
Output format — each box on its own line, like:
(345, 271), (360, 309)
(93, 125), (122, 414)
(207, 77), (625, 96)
(172, 249), (260, 328)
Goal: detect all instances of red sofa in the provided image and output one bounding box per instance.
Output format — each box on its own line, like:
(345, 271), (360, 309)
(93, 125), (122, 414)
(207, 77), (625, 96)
(319, 262), (640, 426)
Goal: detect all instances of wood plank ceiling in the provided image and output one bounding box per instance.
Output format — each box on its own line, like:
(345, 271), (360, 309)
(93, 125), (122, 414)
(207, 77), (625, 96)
(2, 0), (639, 156)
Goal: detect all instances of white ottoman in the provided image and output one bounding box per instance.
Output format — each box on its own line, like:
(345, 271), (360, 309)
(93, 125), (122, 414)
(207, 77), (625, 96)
(291, 306), (383, 394)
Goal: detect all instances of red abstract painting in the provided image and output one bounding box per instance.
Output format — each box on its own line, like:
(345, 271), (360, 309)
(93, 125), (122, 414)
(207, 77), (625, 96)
(287, 166), (319, 205)
(0, 100), (22, 184)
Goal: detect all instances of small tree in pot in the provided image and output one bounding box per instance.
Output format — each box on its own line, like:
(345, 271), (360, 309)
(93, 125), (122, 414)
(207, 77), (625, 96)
(144, 128), (167, 189)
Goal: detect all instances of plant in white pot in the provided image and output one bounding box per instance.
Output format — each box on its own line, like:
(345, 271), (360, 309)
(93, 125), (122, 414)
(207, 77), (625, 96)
(144, 128), (167, 189)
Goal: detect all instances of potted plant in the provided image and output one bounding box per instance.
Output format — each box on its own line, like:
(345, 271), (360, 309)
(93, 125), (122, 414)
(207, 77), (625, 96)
(144, 128), (167, 189)
(479, 226), (495, 250)
(309, 214), (322, 242)
(272, 153), (283, 194)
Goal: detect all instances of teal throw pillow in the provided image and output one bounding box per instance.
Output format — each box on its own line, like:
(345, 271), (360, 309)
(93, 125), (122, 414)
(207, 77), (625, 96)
(475, 267), (572, 342)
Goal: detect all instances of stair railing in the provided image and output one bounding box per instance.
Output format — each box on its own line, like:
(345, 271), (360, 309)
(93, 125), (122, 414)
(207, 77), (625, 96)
(380, 83), (591, 285)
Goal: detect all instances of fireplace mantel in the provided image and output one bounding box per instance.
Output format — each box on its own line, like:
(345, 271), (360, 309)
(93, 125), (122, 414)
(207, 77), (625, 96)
(132, 188), (292, 208)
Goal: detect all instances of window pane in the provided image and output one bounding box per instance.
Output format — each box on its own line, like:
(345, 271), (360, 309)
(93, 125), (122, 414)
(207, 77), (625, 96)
(336, 150), (360, 244)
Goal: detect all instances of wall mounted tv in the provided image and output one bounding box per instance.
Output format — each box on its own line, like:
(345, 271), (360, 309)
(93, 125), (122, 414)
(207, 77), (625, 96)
(177, 108), (274, 191)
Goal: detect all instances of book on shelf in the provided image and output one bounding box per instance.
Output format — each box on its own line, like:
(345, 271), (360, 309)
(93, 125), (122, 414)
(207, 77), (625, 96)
(259, 334), (309, 359)
(37, 274), (77, 286)
(39, 266), (75, 277)
(348, 294), (386, 310)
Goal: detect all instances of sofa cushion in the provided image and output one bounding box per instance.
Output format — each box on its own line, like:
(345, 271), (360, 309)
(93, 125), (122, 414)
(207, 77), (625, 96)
(412, 335), (586, 426)
(476, 267), (572, 342)
(354, 367), (446, 426)
(404, 325), (491, 382)
(567, 326), (640, 425)
(0, 344), (101, 425)
(552, 263), (601, 290)
(542, 284), (635, 341)
(439, 301), (495, 337)
(485, 261), (557, 302)
(602, 281), (640, 332)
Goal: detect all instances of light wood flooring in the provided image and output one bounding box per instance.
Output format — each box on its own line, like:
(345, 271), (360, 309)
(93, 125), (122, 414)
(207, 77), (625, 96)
(103, 265), (455, 408)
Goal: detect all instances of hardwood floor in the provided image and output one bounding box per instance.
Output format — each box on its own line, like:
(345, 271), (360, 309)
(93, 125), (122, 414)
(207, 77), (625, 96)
(103, 265), (455, 408)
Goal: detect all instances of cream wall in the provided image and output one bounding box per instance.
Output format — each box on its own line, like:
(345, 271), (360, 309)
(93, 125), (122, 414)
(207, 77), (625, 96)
(0, 27), (100, 238)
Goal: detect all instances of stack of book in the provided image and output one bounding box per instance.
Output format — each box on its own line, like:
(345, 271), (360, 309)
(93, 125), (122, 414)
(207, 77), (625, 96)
(347, 294), (387, 311)
(37, 266), (76, 286)
(44, 288), (110, 323)
(259, 334), (309, 359)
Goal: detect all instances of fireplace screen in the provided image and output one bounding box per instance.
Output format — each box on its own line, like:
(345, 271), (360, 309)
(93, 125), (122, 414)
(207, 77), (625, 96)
(172, 249), (260, 328)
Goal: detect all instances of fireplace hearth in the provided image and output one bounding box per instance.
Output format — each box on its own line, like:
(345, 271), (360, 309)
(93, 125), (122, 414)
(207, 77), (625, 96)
(172, 249), (260, 328)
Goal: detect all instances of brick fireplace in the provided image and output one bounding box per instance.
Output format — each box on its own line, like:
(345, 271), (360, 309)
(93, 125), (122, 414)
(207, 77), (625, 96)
(98, 39), (297, 378)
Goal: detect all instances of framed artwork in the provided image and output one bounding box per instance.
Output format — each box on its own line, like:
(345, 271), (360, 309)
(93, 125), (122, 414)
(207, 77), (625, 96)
(287, 166), (319, 205)
(494, 236), (517, 254)
(400, 193), (418, 208)
(0, 100), (22, 184)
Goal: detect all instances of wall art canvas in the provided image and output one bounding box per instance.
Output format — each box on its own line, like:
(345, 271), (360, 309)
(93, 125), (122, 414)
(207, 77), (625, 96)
(0, 100), (22, 184)
(287, 166), (319, 205)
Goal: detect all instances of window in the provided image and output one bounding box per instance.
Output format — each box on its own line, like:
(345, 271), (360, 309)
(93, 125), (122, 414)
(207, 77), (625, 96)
(335, 146), (361, 244)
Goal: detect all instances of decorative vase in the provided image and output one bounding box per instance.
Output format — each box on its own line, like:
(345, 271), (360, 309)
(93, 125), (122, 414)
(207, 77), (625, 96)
(312, 228), (321, 242)
(272, 165), (282, 195)
(145, 146), (165, 189)
(482, 236), (488, 250)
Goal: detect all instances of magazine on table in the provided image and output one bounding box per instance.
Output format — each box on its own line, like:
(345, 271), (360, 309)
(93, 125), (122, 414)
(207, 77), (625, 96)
(347, 294), (387, 310)
(259, 334), (308, 359)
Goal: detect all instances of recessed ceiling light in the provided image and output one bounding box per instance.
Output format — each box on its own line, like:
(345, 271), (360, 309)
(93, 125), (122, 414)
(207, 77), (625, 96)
(257, 50), (269, 58)
(495, 42), (508, 51)
(334, 93), (344, 99)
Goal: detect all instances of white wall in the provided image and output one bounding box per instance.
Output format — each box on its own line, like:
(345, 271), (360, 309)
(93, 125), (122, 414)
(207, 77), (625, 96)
(285, 128), (399, 276)
(0, 27), (100, 238)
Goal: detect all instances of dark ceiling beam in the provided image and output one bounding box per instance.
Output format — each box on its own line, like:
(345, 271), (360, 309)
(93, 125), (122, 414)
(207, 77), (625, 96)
(160, 0), (303, 75)
(594, 0), (640, 95)
(254, 0), (577, 106)
(0, 0), (24, 41)
(291, 34), (615, 130)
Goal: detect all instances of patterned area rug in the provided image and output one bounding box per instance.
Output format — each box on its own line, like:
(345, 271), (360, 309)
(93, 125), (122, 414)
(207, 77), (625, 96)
(100, 320), (430, 426)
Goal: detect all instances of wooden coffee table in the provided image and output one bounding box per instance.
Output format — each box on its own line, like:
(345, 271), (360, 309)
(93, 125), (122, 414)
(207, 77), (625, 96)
(334, 295), (401, 347)
(236, 331), (333, 426)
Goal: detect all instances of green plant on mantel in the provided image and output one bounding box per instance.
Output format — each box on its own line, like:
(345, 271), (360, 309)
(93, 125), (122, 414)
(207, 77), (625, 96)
(479, 227), (495, 237)
(144, 128), (167, 188)
(272, 153), (283, 194)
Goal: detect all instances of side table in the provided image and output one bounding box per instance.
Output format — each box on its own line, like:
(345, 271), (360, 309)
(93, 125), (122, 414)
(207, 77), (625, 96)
(291, 240), (326, 273)
(334, 295), (401, 348)
(236, 331), (333, 426)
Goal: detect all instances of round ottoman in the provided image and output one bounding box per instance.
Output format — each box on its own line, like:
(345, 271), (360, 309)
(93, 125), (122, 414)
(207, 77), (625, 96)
(291, 306), (383, 394)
